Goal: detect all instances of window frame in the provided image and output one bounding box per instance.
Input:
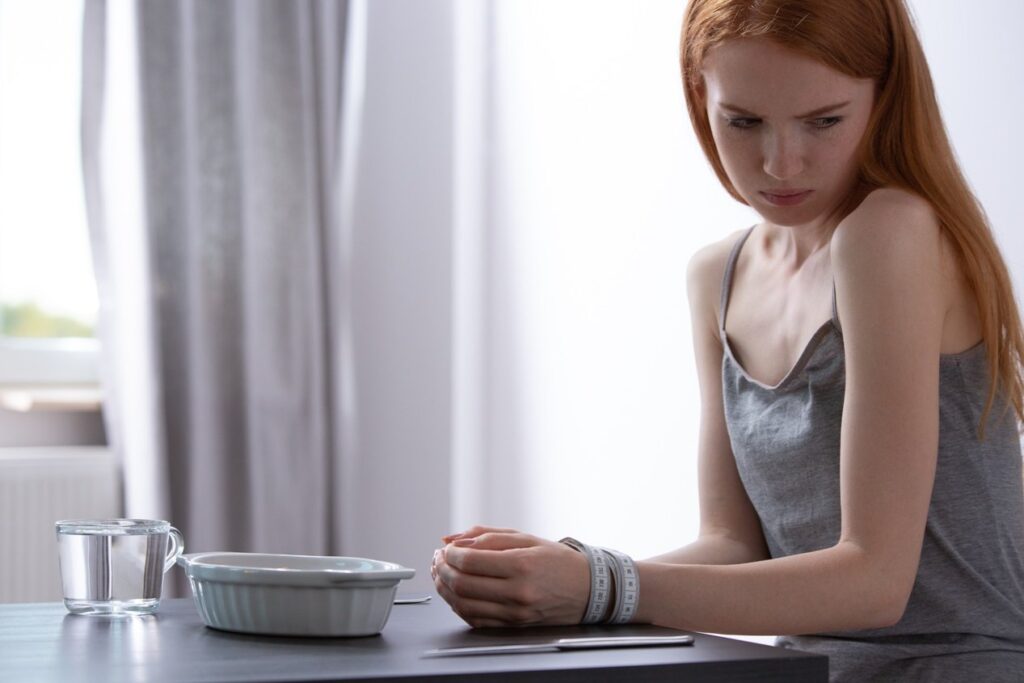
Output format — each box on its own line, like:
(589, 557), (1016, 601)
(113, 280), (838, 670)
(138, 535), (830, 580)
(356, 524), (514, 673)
(0, 337), (100, 386)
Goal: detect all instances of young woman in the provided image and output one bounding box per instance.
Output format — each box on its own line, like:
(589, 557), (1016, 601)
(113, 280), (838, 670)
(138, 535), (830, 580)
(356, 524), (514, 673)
(431, 1), (1024, 679)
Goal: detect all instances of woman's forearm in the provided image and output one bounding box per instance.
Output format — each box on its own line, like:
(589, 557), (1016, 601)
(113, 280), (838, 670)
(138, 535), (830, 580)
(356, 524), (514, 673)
(636, 541), (906, 635)
(645, 533), (769, 566)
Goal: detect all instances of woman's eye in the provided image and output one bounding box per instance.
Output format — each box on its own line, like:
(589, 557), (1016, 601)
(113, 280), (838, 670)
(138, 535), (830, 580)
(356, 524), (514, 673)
(726, 118), (759, 129)
(810, 116), (842, 129)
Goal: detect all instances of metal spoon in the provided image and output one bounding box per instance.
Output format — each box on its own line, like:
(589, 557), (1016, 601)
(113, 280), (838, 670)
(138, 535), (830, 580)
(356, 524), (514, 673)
(394, 595), (432, 604)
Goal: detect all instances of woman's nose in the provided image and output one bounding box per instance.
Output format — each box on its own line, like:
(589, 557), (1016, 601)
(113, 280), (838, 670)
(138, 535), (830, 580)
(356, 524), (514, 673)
(762, 132), (804, 180)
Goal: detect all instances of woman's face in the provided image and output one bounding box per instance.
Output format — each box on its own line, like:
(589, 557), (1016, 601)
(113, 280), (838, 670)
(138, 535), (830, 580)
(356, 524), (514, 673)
(701, 38), (876, 229)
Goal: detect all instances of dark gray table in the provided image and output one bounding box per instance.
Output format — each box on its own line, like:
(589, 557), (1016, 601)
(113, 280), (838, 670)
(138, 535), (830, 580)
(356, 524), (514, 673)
(0, 597), (827, 682)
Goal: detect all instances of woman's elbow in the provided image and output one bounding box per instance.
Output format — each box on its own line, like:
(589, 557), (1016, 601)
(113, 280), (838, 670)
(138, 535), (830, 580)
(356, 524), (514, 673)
(839, 588), (908, 631)
(861, 569), (916, 629)
(874, 588), (912, 628)
(839, 542), (916, 630)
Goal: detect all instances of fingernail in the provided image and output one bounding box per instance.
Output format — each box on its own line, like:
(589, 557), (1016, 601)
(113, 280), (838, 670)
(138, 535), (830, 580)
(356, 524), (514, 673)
(453, 538), (476, 547)
(444, 532), (464, 542)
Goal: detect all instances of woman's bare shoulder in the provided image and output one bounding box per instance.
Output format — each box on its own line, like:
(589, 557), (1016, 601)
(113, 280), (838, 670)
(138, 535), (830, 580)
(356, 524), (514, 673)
(831, 187), (941, 271)
(834, 188), (939, 242)
(831, 188), (947, 345)
(686, 227), (753, 298)
(686, 227), (755, 337)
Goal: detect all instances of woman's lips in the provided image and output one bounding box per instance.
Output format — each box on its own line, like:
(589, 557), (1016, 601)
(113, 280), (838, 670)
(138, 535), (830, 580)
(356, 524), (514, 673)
(760, 189), (813, 206)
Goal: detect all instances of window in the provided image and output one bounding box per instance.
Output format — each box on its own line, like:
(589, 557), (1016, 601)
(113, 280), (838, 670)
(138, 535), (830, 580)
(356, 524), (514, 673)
(0, 0), (99, 390)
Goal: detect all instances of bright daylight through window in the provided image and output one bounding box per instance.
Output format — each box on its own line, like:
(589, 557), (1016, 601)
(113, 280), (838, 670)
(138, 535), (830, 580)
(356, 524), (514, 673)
(0, 0), (97, 341)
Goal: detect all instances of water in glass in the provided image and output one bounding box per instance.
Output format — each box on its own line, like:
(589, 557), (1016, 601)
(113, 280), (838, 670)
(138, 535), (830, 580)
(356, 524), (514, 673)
(56, 520), (182, 616)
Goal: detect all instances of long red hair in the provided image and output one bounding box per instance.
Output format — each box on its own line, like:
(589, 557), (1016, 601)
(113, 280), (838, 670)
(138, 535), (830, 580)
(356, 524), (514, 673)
(681, 0), (1024, 436)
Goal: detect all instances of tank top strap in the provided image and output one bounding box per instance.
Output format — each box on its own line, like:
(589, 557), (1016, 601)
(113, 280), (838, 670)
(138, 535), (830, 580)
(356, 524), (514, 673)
(719, 226), (756, 334)
(831, 281), (843, 335)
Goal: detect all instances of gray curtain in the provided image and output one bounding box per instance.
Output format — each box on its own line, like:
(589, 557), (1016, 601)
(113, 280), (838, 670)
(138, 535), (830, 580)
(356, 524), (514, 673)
(81, 0), (350, 569)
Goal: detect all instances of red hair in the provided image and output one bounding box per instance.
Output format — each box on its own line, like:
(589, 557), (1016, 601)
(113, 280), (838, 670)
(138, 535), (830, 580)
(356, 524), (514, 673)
(681, 0), (1024, 436)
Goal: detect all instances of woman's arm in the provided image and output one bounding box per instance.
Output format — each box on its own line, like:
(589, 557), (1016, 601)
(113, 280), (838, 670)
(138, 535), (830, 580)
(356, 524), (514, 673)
(440, 235), (770, 572)
(434, 233), (772, 624)
(436, 190), (946, 634)
(647, 235), (771, 567)
(634, 189), (946, 634)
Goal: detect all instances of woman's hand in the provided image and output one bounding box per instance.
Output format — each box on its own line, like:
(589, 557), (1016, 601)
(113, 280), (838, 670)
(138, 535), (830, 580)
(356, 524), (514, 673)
(431, 526), (590, 628)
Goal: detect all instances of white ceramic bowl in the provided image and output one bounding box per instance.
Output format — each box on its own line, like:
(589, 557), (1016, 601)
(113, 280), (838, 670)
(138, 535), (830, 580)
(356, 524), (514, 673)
(177, 552), (415, 637)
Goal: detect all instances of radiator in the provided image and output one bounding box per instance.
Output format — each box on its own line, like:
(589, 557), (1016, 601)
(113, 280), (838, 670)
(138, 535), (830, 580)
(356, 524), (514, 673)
(0, 447), (121, 603)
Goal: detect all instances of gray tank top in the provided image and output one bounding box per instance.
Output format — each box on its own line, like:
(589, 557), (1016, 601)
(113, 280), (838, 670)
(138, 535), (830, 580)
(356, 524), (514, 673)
(720, 227), (1024, 681)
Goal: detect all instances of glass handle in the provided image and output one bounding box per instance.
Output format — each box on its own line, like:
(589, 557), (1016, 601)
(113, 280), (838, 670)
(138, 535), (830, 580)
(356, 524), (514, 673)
(165, 526), (185, 573)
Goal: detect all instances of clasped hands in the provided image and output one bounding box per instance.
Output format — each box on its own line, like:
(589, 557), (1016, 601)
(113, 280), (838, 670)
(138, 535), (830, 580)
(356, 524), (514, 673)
(431, 525), (590, 628)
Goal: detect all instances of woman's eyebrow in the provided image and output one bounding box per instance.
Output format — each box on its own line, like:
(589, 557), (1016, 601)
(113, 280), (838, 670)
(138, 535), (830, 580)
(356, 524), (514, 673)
(719, 101), (852, 118)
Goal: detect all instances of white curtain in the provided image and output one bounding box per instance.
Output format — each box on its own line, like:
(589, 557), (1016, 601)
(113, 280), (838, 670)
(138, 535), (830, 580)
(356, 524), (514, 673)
(82, 0), (462, 594)
(82, 0), (351, 575)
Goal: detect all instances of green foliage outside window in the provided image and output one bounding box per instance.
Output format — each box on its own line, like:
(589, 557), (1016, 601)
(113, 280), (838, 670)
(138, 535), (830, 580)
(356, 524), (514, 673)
(0, 302), (94, 338)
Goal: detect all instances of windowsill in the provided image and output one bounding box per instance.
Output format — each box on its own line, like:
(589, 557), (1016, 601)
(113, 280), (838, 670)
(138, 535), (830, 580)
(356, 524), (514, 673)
(0, 385), (103, 413)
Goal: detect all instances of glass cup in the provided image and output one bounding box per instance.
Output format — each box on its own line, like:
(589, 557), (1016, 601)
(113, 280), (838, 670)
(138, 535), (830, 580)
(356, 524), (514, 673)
(55, 519), (184, 616)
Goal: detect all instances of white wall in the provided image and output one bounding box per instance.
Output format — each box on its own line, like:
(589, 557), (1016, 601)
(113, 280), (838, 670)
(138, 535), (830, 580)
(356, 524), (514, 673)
(910, 0), (1024, 295)
(340, 0), (456, 593)
(485, 1), (754, 558)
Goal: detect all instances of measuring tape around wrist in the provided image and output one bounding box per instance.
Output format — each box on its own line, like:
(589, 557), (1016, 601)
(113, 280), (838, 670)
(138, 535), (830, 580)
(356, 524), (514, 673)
(558, 537), (610, 624)
(600, 546), (639, 624)
(560, 537), (638, 625)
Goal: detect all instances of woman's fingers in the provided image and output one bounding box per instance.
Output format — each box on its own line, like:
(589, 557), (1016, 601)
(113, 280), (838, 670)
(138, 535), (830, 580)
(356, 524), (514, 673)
(453, 532), (539, 551)
(441, 525), (520, 544)
(436, 559), (546, 608)
(433, 571), (535, 627)
(430, 549), (443, 580)
(443, 544), (529, 579)
(441, 532), (541, 580)
(436, 562), (513, 603)
(430, 532), (536, 585)
(431, 535), (590, 628)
